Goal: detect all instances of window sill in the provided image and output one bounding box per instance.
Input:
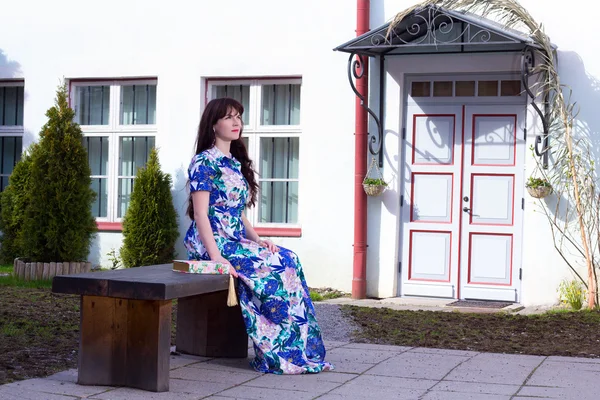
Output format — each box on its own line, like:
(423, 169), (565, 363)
(255, 227), (302, 238)
(95, 224), (300, 236)
(96, 222), (123, 232)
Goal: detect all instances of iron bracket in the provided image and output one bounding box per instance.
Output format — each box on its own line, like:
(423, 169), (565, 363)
(347, 52), (385, 167)
(521, 46), (550, 169)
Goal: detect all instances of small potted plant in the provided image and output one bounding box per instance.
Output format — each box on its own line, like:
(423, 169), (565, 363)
(526, 176), (552, 199)
(362, 177), (388, 197)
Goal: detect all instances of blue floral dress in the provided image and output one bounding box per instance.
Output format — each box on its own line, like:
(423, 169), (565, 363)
(184, 146), (333, 374)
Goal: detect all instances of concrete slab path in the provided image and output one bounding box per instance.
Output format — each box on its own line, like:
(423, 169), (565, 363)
(1, 340), (597, 400)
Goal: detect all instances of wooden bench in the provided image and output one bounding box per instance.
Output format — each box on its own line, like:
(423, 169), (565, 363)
(52, 263), (248, 392)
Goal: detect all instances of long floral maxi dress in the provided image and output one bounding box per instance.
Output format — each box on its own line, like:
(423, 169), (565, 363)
(184, 146), (333, 374)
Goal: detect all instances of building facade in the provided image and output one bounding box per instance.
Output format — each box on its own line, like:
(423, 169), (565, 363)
(1, 0), (597, 306)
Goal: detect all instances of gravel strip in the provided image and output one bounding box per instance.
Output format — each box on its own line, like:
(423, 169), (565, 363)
(314, 303), (360, 342)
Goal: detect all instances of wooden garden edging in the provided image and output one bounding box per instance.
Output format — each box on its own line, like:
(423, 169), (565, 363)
(13, 258), (92, 281)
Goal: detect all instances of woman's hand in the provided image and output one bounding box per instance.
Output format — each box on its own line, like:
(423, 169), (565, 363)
(212, 256), (238, 278)
(258, 239), (279, 253)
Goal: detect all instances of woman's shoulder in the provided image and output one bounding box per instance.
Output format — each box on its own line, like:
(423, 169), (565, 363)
(189, 149), (217, 168)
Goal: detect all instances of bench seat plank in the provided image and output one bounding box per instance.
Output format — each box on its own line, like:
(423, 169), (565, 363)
(52, 264), (230, 300)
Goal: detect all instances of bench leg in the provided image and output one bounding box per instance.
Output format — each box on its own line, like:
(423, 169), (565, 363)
(78, 295), (171, 392)
(176, 290), (248, 358)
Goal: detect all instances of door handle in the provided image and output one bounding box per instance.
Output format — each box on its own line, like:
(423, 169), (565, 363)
(463, 207), (471, 213)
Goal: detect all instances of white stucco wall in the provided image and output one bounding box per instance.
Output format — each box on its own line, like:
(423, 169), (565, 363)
(0, 0), (357, 291)
(518, 0), (600, 306)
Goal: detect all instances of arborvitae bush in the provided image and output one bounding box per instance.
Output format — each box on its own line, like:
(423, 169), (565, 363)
(120, 148), (179, 268)
(20, 83), (97, 262)
(0, 145), (36, 264)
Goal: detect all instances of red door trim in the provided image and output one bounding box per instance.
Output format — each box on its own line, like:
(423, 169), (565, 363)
(456, 105), (466, 299)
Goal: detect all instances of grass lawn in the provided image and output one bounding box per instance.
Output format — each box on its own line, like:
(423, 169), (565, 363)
(0, 265), (53, 289)
(309, 287), (347, 302)
(0, 276), (53, 289)
(0, 264), (53, 289)
(0, 265), (13, 274)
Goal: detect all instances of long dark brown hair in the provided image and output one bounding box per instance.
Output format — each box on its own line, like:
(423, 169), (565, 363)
(187, 98), (258, 220)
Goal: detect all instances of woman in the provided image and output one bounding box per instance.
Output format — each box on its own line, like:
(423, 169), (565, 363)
(184, 97), (333, 374)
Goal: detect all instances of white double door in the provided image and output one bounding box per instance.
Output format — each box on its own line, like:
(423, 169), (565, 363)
(400, 104), (525, 302)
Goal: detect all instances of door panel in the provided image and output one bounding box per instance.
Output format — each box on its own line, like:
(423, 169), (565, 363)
(411, 173), (453, 223)
(471, 115), (516, 166)
(470, 174), (514, 225)
(468, 233), (513, 285)
(409, 230), (452, 281)
(412, 115), (455, 165)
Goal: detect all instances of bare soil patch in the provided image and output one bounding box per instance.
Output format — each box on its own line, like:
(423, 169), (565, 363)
(343, 305), (600, 358)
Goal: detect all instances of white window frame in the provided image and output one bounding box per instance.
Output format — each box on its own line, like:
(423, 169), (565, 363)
(206, 78), (302, 228)
(0, 80), (25, 191)
(69, 79), (158, 222)
(0, 80), (24, 134)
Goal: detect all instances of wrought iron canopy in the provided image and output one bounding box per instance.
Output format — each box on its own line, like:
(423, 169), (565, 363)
(335, 4), (556, 168)
(334, 5), (551, 57)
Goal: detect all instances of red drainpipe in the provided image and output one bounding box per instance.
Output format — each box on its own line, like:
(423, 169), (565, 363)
(352, 0), (370, 299)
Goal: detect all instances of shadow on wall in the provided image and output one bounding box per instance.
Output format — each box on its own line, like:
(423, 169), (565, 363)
(371, 0), (387, 26)
(88, 231), (102, 269)
(364, 0), (399, 296)
(542, 51), (600, 224)
(0, 49), (21, 78)
(0, 50), (36, 150)
(557, 51), (600, 152)
(172, 165), (190, 259)
(365, 128), (403, 295)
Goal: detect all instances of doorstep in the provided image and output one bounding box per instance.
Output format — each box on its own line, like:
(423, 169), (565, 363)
(321, 296), (525, 313)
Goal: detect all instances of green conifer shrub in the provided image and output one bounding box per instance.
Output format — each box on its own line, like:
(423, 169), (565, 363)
(0, 145), (36, 264)
(20, 83), (97, 262)
(120, 148), (179, 268)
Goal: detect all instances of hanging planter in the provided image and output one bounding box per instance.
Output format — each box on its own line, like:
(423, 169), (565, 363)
(363, 158), (388, 197)
(526, 177), (552, 199)
(363, 179), (387, 196)
(527, 185), (552, 199)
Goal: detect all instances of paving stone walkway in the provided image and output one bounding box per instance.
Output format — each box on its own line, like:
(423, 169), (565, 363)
(1, 340), (598, 399)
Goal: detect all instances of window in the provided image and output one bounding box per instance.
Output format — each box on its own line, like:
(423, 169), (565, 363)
(455, 81), (475, 96)
(410, 78), (522, 98)
(207, 79), (301, 228)
(433, 81), (453, 97)
(478, 80), (498, 97)
(71, 80), (157, 223)
(500, 80), (522, 96)
(0, 81), (24, 191)
(411, 81), (431, 97)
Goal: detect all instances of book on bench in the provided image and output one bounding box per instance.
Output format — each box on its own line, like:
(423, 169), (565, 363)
(172, 260), (237, 307)
(173, 260), (231, 274)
